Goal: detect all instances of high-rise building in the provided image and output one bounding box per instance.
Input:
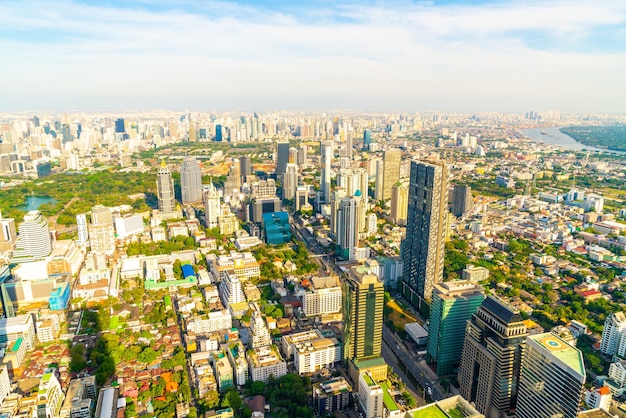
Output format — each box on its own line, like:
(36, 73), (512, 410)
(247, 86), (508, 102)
(390, 183), (408, 225)
(382, 149), (401, 200)
(600, 312), (626, 356)
(204, 182), (221, 229)
(114, 118), (125, 133)
(320, 140), (333, 205)
(157, 159), (176, 214)
(240, 156), (252, 178)
(457, 296), (528, 418)
(427, 281), (484, 376)
(180, 156), (203, 204)
(344, 132), (353, 159)
(343, 274), (384, 362)
(283, 163), (298, 201)
(337, 194), (360, 261)
(363, 130), (372, 149)
(453, 185), (473, 218)
(297, 145), (307, 166)
(353, 168), (369, 208)
(0, 211), (17, 251)
(91, 205), (113, 226)
(374, 160), (384, 201)
(224, 159), (241, 195)
(14, 210), (52, 258)
(515, 333), (585, 418)
(401, 160), (449, 309)
(276, 141), (290, 180)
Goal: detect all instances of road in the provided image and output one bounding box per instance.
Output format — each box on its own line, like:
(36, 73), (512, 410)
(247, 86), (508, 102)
(383, 328), (446, 401)
(381, 339), (426, 407)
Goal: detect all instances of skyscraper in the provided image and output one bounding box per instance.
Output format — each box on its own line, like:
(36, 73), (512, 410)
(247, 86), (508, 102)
(204, 181), (221, 229)
(157, 159), (176, 214)
(14, 210), (52, 258)
(320, 140), (333, 205)
(363, 129), (372, 149)
(344, 132), (353, 159)
(515, 333), (585, 418)
(283, 163), (298, 201)
(390, 183), (408, 225)
(240, 156), (252, 178)
(457, 296), (528, 418)
(115, 118), (125, 133)
(343, 274), (384, 362)
(452, 185), (473, 218)
(427, 281), (484, 376)
(276, 141), (290, 180)
(382, 149), (401, 201)
(401, 160), (449, 309)
(180, 156), (203, 204)
(337, 194), (360, 261)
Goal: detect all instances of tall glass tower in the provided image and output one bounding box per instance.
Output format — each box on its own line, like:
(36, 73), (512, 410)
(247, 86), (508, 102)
(401, 160), (449, 310)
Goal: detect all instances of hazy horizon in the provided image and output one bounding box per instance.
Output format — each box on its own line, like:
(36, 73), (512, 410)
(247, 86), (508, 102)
(2, 0), (626, 113)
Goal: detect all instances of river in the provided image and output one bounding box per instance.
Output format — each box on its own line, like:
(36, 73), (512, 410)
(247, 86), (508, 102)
(521, 127), (626, 154)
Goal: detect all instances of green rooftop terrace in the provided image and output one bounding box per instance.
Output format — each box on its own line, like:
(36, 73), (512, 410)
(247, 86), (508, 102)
(411, 404), (448, 418)
(379, 381), (399, 412)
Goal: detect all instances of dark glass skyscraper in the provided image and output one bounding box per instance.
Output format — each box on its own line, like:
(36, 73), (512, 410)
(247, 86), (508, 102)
(276, 141), (290, 180)
(115, 118), (125, 133)
(401, 160), (449, 310)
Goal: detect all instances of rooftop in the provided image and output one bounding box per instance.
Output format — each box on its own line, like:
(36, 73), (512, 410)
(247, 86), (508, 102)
(380, 381), (399, 412)
(410, 404), (448, 418)
(529, 333), (585, 377)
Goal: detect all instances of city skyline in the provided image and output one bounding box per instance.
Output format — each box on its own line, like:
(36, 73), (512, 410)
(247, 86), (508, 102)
(1, 0), (626, 113)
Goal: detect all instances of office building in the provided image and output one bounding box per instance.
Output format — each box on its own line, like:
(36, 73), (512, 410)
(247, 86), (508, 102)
(180, 156), (203, 204)
(157, 159), (176, 214)
(249, 307), (272, 349)
(363, 129), (372, 149)
(297, 145), (307, 166)
(427, 281), (484, 376)
(516, 333), (585, 418)
(0, 365), (10, 409)
(382, 149), (401, 200)
(453, 185), (473, 217)
(88, 223), (115, 254)
(401, 160), (449, 309)
(248, 345), (287, 383)
(458, 296), (528, 418)
(240, 156), (251, 178)
(219, 272), (246, 307)
(600, 312), (626, 356)
(336, 195), (360, 261)
(343, 274), (384, 362)
(320, 140), (333, 204)
(390, 183), (408, 225)
(374, 159), (384, 201)
(276, 141), (290, 180)
(0, 314), (37, 350)
(14, 210), (52, 259)
(283, 163), (298, 201)
(59, 376), (97, 418)
(114, 118), (125, 133)
(249, 197), (281, 223)
(263, 212), (290, 245)
(0, 211), (17, 251)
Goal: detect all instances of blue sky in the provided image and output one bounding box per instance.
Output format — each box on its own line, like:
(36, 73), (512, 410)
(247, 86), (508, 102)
(1, 0), (625, 112)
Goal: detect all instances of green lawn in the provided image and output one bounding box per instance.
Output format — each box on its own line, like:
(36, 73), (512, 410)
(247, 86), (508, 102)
(411, 404), (448, 418)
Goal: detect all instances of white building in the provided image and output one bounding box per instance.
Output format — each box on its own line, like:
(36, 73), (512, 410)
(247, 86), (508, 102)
(607, 360), (626, 395)
(0, 314), (37, 350)
(204, 182), (222, 229)
(37, 369), (65, 418)
(281, 330), (342, 375)
(248, 345), (288, 383)
(219, 272), (246, 307)
(76, 213), (89, 247)
(14, 210), (52, 258)
(358, 372), (383, 418)
(600, 312), (626, 356)
(302, 276), (342, 317)
(186, 310), (233, 335)
(249, 308), (271, 349)
(0, 365), (10, 408)
(114, 214), (144, 238)
(584, 387), (612, 410)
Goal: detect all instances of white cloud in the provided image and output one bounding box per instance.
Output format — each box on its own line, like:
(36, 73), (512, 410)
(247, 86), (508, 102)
(0, 0), (625, 112)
